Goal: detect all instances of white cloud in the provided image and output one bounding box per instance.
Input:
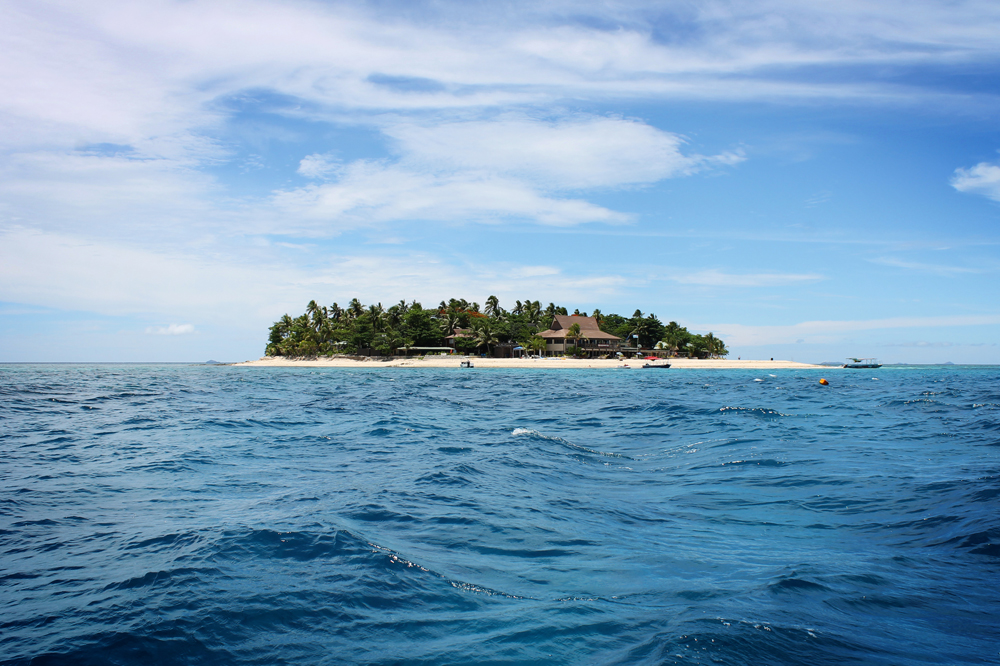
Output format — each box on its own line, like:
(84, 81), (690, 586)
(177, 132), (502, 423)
(3, 0), (993, 239)
(146, 323), (195, 335)
(298, 153), (343, 179)
(273, 160), (631, 228)
(275, 116), (740, 227)
(951, 161), (1000, 202)
(3, 0), (998, 161)
(384, 116), (742, 189)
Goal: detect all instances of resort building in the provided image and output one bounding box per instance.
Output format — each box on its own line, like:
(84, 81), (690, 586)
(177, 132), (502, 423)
(444, 327), (473, 349)
(538, 315), (622, 357)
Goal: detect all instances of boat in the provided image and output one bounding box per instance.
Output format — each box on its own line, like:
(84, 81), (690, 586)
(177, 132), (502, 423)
(642, 362), (671, 369)
(460, 360), (474, 368)
(843, 357), (881, 369)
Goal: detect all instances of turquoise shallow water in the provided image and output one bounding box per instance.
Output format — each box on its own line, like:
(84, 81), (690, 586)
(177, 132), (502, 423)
(1, 364), (999, 664)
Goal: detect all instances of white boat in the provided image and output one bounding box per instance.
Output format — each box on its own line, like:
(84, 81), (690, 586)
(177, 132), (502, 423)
(843, 357), (881, 369)
(460, 360), (474, 368)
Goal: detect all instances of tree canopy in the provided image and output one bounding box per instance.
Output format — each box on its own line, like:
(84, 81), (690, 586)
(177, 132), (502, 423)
(265, 296), (728, 358)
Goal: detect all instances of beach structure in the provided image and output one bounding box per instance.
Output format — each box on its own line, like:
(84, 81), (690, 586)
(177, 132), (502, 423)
(444, 328), (474, 349)
(538, 315), (621, 357)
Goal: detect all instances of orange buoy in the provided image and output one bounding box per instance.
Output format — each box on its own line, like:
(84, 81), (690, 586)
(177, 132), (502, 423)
(819, 378), (829, 385)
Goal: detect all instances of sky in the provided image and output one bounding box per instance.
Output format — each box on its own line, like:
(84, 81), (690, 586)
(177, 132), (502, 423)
(1, 0), (999, 363)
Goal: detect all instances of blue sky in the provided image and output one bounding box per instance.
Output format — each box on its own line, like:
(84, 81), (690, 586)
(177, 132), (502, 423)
(2, 0), (999, 363)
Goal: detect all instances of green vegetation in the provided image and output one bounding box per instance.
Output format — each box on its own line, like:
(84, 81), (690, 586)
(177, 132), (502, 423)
(265, 297), (728, 358)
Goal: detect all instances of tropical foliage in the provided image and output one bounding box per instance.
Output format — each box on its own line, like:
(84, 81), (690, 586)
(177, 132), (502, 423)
(265, 297), (728, 358)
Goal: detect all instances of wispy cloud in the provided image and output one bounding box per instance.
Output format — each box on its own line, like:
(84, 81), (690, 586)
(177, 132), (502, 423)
(669, 270), (824, 287)
(5, 0), (999, 159)
(871, 256), (985, 276)
(879, 340), (997, 348)
(298, 153), (342, 179)
(0, 226), (628, 324)
(804, 190), (832, 208)
(273, 164), (631, 228)
(700, 315), (1000, 346)
(145, 323), (195, 335)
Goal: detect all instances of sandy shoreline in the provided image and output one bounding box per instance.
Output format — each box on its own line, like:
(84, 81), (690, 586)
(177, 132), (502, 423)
(233, 356), (828, 370)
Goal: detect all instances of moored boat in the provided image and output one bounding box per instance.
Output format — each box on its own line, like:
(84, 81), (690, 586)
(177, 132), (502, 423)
(843, 357), (881, 369)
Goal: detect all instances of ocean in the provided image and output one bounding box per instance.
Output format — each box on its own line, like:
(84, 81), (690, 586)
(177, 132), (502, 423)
(1, 364), (998, 665)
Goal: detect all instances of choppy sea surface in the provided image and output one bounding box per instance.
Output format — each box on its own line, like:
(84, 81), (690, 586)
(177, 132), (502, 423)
(2, 364), (999, 665)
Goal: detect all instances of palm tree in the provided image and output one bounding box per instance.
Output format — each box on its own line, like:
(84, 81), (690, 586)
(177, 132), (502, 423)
(661, 321), (689, 355)
(528, 335), (547, 356)
(328, 302), (343, 323)
(306, 299), (321, 323)
(629, 319), (649, 350)
(704, 332), (728, 358)
(368, 303), (385, 334)
(440, 312), (460, 338)
(473, 320), (498, 356)
(348, 298), (364, 320)
(485, 295), (501, 318)
(526, 301), (541, 327)
(566, 322), (582, 353)
(385, 304), (404, 331)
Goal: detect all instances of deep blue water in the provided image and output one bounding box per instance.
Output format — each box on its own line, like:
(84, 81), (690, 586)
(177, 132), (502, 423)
(1, 364), (999, 665)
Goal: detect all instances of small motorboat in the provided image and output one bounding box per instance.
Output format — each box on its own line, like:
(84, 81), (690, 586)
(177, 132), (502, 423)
(642, 362), (671, 369)
(843, 357), (881, 369)
(460, 360), (474, 368)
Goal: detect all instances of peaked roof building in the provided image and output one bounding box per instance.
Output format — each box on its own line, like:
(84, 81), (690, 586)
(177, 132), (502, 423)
(537, 315), (620, 341)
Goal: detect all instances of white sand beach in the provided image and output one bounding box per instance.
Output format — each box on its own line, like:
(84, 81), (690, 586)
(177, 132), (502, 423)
(234, 356), (828, 369)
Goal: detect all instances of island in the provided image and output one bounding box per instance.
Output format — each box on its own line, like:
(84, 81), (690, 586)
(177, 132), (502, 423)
(235, 297), (825, 369)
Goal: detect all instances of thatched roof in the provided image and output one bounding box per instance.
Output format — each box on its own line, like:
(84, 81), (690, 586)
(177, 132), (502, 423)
(537, 315), (621, 340)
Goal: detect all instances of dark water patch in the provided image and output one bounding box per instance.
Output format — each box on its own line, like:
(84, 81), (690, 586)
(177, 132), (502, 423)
(467, 544), (573, 559)
(103, 567), (218, 592)
(768, 577), (830, 593)
(11, 518), (61, 528)
(436, 445), (472, 453)
(20, 632), (223, 666)
(415, 471), (473, 486)
(123, 532), (203, 554)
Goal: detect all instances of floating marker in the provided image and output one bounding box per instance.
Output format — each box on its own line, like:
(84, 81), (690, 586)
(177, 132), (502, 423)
(819, 378), (829, 386)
